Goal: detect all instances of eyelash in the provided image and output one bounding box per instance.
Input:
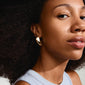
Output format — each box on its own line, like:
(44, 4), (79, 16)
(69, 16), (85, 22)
(57, 14), (69, 19)
(80, 16), (85, 20)
(57, 14), (85, 20)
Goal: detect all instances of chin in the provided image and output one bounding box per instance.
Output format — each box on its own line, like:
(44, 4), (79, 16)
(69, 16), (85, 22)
(71, 55), (82, 60)
(71, 50), (83, 60)
(69, 51), (83, 60)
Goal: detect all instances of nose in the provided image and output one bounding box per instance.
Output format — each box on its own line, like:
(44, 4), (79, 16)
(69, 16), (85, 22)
(71, 18), (85, 33)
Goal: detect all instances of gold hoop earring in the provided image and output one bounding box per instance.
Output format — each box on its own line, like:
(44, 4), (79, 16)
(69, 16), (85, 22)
(36, 37), (42, 46)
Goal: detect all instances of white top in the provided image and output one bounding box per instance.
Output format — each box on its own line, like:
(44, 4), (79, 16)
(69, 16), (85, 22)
(0, 76), (10, 85)
(15, 69), (73, 85)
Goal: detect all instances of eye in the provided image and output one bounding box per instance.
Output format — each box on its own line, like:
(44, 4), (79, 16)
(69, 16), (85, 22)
(80, 16), (85, 20)
(57, 14), (68, 19)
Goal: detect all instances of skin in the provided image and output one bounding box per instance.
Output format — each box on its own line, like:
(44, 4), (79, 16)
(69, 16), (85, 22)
(15, 0), (85, 85)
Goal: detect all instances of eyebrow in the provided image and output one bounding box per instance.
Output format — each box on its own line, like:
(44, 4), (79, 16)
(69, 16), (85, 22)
(53, 4), (85, 10)
(53, 4), (71, 9)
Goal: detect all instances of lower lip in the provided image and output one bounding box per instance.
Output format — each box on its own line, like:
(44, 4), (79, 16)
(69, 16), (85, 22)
(68, 42), (85, 49)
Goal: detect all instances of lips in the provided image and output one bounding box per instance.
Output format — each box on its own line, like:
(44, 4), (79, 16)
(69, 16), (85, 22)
(67, 37), (85, 49)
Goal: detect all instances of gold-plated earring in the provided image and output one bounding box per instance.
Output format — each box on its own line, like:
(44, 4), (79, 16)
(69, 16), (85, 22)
(36, 37), (42, 46)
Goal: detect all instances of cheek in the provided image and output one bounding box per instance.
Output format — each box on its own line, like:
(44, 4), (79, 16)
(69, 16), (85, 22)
(41, 20), (69, 45)
(40, 17), (82, 59)
(41, 21), (83, 60)
(41, 21), (69, 54)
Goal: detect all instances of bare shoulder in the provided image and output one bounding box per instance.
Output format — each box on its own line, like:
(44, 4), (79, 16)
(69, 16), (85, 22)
(66, 70), (82, 85)
(15, 81), (30, 85)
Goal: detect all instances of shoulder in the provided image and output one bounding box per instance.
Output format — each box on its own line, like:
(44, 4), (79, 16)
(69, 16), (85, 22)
(15, 81), (30, 85)
(66, 70), (82, 85)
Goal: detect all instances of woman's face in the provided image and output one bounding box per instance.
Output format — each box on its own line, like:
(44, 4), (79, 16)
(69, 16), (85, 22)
(38, 0), (85, 60)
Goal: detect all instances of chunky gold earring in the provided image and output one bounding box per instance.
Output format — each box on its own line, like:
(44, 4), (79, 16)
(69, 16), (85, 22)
(36, 37), (42, 46)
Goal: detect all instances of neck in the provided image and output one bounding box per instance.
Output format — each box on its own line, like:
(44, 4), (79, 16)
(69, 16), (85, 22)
(33, 47), (69, 84)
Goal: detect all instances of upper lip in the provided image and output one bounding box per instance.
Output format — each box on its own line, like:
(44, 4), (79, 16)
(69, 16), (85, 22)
(67, 36), (85, 42)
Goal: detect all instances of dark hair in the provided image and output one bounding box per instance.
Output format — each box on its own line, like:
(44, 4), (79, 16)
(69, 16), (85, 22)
(0, 0), (85, 84)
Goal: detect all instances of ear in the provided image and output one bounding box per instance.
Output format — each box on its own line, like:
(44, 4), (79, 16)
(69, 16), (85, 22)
(31, 24), (42, 37)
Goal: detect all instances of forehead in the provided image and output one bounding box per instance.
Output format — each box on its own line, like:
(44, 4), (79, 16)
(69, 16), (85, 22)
(44, 0), (84, 8)
(40, 0), (85, 20)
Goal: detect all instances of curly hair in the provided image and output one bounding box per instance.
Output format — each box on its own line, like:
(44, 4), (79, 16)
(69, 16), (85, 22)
(0, 0), (85, 84)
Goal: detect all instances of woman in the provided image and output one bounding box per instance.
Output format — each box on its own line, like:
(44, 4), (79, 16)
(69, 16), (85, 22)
(0, 0), (85, 85)
(13, 0), (85, 85)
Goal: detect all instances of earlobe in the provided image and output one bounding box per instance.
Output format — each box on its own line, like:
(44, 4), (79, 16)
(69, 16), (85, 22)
(31, 24), (42, 37)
